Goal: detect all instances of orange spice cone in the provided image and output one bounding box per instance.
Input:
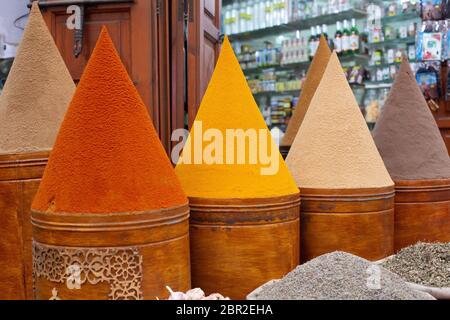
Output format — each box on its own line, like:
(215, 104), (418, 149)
(280, 35), (331, 153)
(287, 52), (394, 263)
(0, 2), (75, 300)
(31, 27), (190, 300)
(175, 36), (300, 299)
(373, 58), (450, 250)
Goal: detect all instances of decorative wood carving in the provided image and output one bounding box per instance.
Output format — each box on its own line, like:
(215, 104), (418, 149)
(33, 242), (143, 300)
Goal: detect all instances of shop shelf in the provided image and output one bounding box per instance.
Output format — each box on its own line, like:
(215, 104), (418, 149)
(242, 54), (369, 75)
(252, 89), (301, 98)
(381, 12), (420, 24)
(366, 36), (416, 48)
(228, 8), (367, 41)
(366, 59), (416, 69)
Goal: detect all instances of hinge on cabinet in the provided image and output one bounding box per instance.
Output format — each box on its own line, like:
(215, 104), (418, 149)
(73, 4), (85, 58)
(178, 0), (185, 21)
(188, 0), (194, 22)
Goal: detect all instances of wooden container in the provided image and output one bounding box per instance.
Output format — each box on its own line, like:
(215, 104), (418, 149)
(189, 194), (300, 300)
(0, 151), (49, 300)
(31, 204), (191, 300)
(300, 186), (395, 263)
(394, 179), (450, 251)
(279, 146), (290, 160)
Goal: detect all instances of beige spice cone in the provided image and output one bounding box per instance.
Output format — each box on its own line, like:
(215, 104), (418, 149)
(0, 2), (75, 154)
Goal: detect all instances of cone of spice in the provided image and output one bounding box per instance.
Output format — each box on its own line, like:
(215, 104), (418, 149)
(175, 37), (300, 299)
(287, 52), (395, 263)
(280, 35), (331, 158)
(31, 27), (190, 300)
(373, 58), (450, 251)
(0, 2), (75, 300)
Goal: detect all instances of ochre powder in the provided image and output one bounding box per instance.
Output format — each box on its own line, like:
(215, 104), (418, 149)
(175, 37), (299, 199)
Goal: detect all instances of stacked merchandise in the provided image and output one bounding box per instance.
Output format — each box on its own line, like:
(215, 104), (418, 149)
(415, 0), (450, 110)
(223, 0), (359, 35)
(362, 0), (420, 127)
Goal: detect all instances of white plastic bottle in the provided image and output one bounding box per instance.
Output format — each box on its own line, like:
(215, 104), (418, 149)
(246, 0), (255, 31)
(239, 1), (248, 33)
(231, 2), (240, 34)
(265, 0), (273, 27)
(223, 5), (231, 35)
(258, 0), (267, 29)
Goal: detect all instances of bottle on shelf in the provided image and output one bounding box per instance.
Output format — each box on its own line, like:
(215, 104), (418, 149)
(246, 0), (255, 32)
(258, 0), (266, 29)
(334, 21), (343, 56)
(265, 0), (273, 28)
(231, 2), (240, 34)
(280, 0), (289, 24)
(223, 5), (231, 35)
(316, 25), (322, 39)
(239, 1), (247, 33)
(308, 27), (317, 61)
(342, 19), (351, 56)
(322, 24), (329, 41)
(339, 0), (350, 12)
(272, 0), (280, 26)
(329, 0), (339, 14)
(350, 18), (360, 54)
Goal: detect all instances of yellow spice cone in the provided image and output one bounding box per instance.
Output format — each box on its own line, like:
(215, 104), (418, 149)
(281, 35), (331, 147)
(175, 37), (299, 199)
(0, 2), (75, 154)
(286, 52), (393, 189)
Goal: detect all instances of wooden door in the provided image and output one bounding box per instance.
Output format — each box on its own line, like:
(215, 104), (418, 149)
(187, 0), (222, 127)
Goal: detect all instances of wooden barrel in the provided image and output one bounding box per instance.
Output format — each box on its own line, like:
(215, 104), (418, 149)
(279, 145), (290, 160)
(31, 204), (191, 300)
(394, 179), (450, 251)
(300, 186), (395, 263)
(189, 194), (300, 300)
(0, 151), (49, 300)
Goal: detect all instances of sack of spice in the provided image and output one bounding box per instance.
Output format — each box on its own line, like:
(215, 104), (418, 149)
(166, 286), (230, 300)
(381, 242), (450, 300)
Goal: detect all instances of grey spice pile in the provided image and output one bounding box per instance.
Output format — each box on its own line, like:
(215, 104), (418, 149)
(383, 242), (450, 288)
(252, 252), (433, 300)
